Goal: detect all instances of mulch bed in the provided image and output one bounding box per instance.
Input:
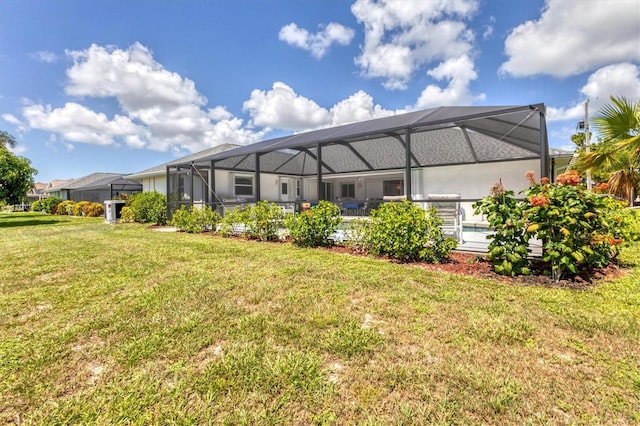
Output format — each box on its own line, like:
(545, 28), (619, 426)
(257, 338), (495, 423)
(321, 246), (625, 289)
(150, 225), (625, 289)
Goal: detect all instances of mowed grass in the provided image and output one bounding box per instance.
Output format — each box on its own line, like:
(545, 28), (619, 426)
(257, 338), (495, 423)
(1, 213), (639, 425)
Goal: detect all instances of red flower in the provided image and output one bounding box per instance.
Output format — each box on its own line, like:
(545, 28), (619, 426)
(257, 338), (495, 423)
(490, 179), (505, 196)
(594, 182), (609, 193)
(529, 194), (550, 207)
(555, 170), (580, 186)
(608, 237), (623, 246)
(525, 170), (536, 184)
(540, 177), (550, 185)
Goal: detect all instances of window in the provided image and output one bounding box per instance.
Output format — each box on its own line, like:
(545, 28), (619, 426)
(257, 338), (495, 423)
(322, 182), (334, 200)
(296, 179), (302, 198)
(234, 175), (253, 196)
(281, 182), (288, 195)
(383, 179), (404, 196)
(341, 183), (355, 198)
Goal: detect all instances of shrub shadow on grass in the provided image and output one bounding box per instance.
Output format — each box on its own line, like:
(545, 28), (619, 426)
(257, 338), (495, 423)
(0, 218), (62, 228)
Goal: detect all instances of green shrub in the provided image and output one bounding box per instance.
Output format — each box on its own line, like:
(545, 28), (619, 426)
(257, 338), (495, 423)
(285, 201), (342, 247)
(128, 191), (167, 225)
(56, 200), (75, 215)
(245, 201), (285, 241)
(473, 181), (531, 276)
(171, 205), (220, 233)
(30, 200), (43, 212)
(39, 196), (62, 214)
(84, 202), (104, 217)
(366, 200), (456, 263)
(218, 206), (251, 237)
(120, 206), (135, 223)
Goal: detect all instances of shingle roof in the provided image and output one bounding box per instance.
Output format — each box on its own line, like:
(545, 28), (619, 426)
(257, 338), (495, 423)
(178, 104), (549, 176)
(44, 173), (142, 192)
(127, 143), (240, 179)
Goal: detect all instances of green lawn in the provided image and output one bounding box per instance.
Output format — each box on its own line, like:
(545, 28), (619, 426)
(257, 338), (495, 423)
(1, 212), (639, 425)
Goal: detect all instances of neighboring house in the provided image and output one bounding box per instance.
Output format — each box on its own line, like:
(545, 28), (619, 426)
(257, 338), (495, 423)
(164, 104), (565, 223)
(43, 179), (75, 200)
(126, 143), (240, 195)
(26, 182), (48, 204)
(43, 173), (142, 202)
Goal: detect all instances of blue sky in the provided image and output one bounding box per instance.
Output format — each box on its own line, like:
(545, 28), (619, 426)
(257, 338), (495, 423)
(1, 0), (639, 183)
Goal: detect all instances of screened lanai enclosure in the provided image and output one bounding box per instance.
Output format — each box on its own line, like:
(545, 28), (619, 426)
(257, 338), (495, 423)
(167, 104), (551, 229)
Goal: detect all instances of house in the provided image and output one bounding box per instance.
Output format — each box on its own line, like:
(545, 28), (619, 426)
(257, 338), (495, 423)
(26, 182), (48, 204)
(43, 173), (142, 202)
(126, 143), (240, 195)
(165, 104), (568, 226)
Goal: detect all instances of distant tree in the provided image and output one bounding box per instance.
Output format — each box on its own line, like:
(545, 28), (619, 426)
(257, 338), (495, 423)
(578, 96), (640, 205)
(0, 131), (17, 150)
(0, 132), (37, 205)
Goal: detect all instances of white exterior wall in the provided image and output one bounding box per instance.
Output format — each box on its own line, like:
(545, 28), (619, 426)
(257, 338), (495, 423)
(136, 158), (539, 219)
(138, 176), (166, 195)
(418, 158), (540, 222)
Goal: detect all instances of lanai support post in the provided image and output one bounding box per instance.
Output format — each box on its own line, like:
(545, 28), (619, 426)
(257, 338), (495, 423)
(165, 165), (171, 220)
(539, 108), (549, 179)
(404, 128), (412, 201)
(189, 162), (195, 207)
(316, 143), (324, 200)
(255, 153), (261, 202)
(209, 160), (216, 207)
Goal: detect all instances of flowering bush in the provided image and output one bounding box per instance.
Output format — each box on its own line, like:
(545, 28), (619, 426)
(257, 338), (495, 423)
(523, 172), (612, 281)
(473, 180), (531, 276)
(120, 206), (135, 223)
(73, 201), (90, 216)
(555, 170), (581, 186)
(56, 200), (75, 215)
(476, 171), (633, 281)
(594, 182), (609, 193)
(84, 202), (104, 217)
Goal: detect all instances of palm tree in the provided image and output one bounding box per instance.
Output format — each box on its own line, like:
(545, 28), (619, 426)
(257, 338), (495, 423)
(578, 96), (640, 205)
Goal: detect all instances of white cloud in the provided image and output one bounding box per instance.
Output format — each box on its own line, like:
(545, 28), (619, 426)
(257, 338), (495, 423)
(20, 43), (265, 153)
(22, 102), (140, 146)
(279, 22), (355, 59)
(330, 90), (397, 126)
(30, 51), (58, 63)
(65, 43), (205, 112)
(580, 63), (640, 101)
(547, 63), (640, 122)
(482, 16), (495, 40)
(415, 55), (485, 108)
(2, 114), (24, 128)
(243, 82), (331, 131)
(208, 106), (233, 121)
(351, 0), (479, 90)
(9, 145), (28, 155)
(500, 0), (640, 78)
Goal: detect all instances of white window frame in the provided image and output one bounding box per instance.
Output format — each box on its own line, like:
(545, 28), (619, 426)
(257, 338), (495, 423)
(234, 175), (254, 197)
